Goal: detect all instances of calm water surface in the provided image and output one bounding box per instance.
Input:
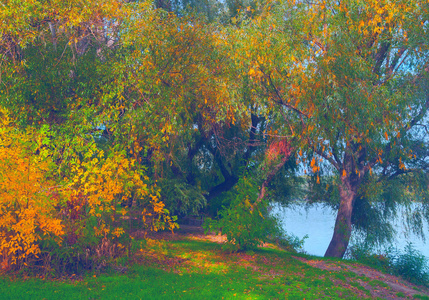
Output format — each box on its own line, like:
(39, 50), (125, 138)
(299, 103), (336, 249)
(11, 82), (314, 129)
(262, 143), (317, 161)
(275, 203), (429, 259)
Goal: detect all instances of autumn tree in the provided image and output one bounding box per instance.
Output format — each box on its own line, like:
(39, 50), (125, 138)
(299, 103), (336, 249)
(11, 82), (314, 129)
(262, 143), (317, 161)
(239, 0), (429, 258)
(165, 0), (224, 21)
(0, 0), (178, 270)
(0, 0), (124, 126)
(3, 0), (429, 266)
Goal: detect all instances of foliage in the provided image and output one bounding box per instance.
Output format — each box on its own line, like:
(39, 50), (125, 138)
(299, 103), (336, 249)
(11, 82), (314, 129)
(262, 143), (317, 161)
(1, 0), (429, 271)
(347, 241), (429, 287)
(158, 179), (207, 216)
(0, 110), (177, 273)
(270, 233), (308, 254)
(204, 175), (281, 251)
(266, 159), (305, 206)
(64, 139), (177, 233)
(391, 243), (429, 286)
(234, 0), (429, 257)
(0, 109), (63, 269)
(0, 0), (125, 126)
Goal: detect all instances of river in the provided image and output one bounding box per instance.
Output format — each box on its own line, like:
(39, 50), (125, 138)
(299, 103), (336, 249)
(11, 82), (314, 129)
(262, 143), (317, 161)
(274, 203), (429, 259)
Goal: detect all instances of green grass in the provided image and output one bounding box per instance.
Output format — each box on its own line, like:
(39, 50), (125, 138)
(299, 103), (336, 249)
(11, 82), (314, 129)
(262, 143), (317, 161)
(1, 266), (335, 300)
(0, 238), (426, 299)
(414, 295), (429, 300)
(368, 279), (389, 288)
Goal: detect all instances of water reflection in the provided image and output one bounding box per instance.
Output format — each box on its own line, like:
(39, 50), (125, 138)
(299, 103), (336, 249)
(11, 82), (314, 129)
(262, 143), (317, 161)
(274, 203), (429, 258)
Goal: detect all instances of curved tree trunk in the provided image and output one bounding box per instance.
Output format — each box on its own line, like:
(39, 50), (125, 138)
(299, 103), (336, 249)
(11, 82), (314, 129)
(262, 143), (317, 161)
(324, 142), (368, 258)
(324, 176), (358, 258)
(206, 175), (239, 201)
(254, 140), (292, 210)
(254, 155), (289, 209)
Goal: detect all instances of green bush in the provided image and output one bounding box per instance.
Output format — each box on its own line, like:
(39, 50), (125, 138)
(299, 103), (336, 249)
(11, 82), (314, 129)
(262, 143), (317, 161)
(346, 242), (392, 273)
(203, 176), (282, 252)
(159, 179), (207, 217)
(391, 243), (429, 286)
(347, 242), (429, 287)
(272, 233), (308, 253)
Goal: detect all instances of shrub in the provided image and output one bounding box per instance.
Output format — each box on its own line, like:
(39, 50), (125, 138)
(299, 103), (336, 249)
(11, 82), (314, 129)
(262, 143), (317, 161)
(272, 233), (308, 253)
(0, 108), (177, 275)
(34, 143), (179, 277)
(346, 242), (392, 273)
(203, 176), (281, 252)
(0, 112), (64, 270)
(391, 243), (429, 286)
(347, 240), (429, 287)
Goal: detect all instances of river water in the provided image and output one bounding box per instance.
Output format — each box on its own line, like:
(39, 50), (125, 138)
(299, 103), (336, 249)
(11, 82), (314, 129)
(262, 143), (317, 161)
(274, 203), (429, 259)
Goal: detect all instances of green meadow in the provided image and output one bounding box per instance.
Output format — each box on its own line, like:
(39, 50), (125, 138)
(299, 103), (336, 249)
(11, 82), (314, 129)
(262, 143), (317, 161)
(2, 238), (428, 299)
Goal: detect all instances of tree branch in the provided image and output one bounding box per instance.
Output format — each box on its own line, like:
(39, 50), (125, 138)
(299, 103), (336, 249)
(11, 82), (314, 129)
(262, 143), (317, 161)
(262, 71), (309, 118)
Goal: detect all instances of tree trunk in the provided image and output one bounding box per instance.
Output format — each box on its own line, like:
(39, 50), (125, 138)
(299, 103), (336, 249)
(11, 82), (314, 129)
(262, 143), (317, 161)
(48, 22), (57, 51)
(324, 176), (358, 258)
(206, 175), (239, 201)
(254, 155), (288, 210)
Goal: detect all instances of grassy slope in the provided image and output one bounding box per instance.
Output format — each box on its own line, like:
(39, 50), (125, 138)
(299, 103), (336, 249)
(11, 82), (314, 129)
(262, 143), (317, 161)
(1, 238), (428, 299)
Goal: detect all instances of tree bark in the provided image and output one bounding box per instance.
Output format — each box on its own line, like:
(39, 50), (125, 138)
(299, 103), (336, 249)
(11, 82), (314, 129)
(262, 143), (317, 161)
(254, 155), (289, 209)
(324, 142), (367, 258)
(48, 22), (57, 51)
(324, 176), (358, 258)
(206, 175), (239, 201)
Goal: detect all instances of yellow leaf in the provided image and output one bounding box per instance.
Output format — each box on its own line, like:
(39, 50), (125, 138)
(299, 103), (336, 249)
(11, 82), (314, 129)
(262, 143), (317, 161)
(310, 157), (316, 167)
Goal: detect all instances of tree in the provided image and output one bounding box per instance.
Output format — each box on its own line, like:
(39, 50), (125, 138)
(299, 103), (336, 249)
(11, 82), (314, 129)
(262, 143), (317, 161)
(2, 0), (428, 267)
(239, 0), (429, 257)
(0, 0), (180, 269)
(0, 0), (124, 125)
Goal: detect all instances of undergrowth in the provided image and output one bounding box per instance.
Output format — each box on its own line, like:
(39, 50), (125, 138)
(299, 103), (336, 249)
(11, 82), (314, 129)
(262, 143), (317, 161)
(347, 242), (429, 287)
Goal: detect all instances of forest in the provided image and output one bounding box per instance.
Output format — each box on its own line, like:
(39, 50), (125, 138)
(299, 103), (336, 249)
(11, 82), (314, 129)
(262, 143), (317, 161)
(1, 0), (429, 279)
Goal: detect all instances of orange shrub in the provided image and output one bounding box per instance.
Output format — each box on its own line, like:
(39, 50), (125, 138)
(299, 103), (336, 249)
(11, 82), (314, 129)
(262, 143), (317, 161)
(0, 109), (63, 268)
(65, 142), (178, 238)
(0, 107), (177, 272)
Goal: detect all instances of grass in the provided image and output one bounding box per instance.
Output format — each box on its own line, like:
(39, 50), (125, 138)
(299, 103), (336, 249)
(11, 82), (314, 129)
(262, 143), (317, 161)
(414, 295), (429, 300)
(0, 237), (427, 299)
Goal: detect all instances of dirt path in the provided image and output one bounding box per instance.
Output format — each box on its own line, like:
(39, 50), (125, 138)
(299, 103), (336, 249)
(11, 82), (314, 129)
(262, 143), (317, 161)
(293, 256), (429, 299)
